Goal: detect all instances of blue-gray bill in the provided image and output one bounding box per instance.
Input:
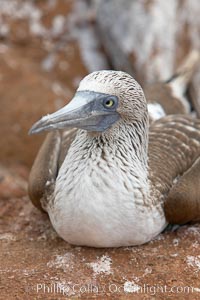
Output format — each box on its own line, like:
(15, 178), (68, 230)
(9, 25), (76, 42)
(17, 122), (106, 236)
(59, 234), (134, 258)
(29, 91), (120, 135)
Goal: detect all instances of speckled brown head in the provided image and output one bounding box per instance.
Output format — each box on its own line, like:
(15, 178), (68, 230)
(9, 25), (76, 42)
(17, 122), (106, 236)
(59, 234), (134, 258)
(29, 70), (148, 135)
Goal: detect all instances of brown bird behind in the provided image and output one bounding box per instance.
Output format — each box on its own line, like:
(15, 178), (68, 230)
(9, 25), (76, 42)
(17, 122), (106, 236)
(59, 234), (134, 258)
(145, 50), (200, 122)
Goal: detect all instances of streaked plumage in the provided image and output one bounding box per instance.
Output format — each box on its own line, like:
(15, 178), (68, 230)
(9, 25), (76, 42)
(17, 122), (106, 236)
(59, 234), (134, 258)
(29, 70), (200, 247)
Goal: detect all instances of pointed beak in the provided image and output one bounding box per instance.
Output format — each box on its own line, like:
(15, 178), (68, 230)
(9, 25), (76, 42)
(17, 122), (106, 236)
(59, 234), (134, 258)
(29, 91), (119, 135)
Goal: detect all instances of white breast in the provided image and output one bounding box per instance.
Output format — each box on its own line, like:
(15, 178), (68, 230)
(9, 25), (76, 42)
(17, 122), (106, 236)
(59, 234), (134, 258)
(47, 137), (166, 247)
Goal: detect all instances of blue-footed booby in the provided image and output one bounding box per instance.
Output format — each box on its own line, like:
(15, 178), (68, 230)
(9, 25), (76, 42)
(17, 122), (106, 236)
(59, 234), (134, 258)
(29, 70), (200, 247)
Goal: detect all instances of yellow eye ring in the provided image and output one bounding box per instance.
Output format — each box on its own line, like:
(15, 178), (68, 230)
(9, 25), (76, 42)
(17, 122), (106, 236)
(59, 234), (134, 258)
(104, 99), (114, 107)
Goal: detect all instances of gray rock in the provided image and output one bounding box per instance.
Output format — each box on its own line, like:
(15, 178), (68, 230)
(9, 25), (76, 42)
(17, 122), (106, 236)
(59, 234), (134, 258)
(96, 0), (200, 86)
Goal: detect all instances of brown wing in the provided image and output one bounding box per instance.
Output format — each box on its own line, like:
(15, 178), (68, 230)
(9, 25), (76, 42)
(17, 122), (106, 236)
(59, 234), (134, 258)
(145, 83), (187, 115)
(164, 156), (200, 224)
(148, 115), (200, 224)
(28, 129), (77, 211)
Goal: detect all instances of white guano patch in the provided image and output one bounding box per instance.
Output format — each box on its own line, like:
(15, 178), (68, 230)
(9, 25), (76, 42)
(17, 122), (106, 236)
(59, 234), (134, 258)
(87, 255), (112, 276)
(173, 238), (179, 246)
(185, 225), (200, 237)
(124, 281), (141, 293)
(0, 233), (16, 241)
(47, 253), (74, 272)
(186, 256), (200, 272)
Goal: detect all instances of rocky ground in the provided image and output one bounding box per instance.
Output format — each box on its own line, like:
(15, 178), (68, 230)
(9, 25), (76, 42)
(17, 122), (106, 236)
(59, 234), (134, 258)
(0, 1), (200, 299)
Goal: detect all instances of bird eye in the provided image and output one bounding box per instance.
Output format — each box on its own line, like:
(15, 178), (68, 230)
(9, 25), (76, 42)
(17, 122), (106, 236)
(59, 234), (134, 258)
(103, 98), (115, 108)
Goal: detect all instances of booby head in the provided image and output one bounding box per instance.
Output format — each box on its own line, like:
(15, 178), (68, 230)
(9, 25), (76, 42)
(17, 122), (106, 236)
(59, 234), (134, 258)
(29, 71), (148, 135)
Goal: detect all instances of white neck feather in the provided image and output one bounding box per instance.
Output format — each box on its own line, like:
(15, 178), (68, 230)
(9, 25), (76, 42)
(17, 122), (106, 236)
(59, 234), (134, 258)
(58, 120), (150, 205)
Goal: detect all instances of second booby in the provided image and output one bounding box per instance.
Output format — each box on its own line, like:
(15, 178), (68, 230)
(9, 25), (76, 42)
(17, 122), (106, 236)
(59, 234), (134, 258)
(146, 50), (200, 122)
(29, 70), (200, 247)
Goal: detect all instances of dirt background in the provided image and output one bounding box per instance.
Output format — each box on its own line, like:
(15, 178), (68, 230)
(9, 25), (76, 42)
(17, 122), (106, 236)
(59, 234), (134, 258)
(0, 1), (200, 299)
